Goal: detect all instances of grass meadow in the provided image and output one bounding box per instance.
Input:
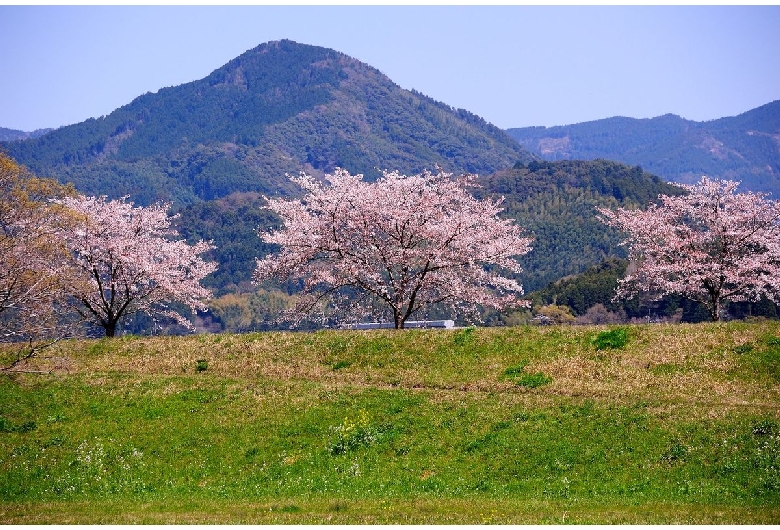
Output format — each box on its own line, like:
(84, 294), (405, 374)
(1, 322), (779, 523)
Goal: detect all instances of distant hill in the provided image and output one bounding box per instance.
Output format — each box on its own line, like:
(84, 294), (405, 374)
(506, 101), (780, 196)
(475, 159), (684, 293)
(2, 39), (534, 207)
(0, 127), (54, 142)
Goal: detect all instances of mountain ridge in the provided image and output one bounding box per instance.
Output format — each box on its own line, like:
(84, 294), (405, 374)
(507, 100), (780, 195)
(2, 39), (534, 206)
(0, 127), (54, 142)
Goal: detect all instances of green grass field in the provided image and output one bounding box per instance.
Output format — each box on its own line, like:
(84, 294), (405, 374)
(1, 322), (779, 523)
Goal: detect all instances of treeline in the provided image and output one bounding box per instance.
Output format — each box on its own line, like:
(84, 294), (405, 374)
(5, 146), (777, 336)
(47, 156), (780, 333)
(178, 159), (710, 333)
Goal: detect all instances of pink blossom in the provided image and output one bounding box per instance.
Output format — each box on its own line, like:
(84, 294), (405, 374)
(597, 176), (780, 321)
(254, 168), (533, 328)
(58, 196), (217, 336)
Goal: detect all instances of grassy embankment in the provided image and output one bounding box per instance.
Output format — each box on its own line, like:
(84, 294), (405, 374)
(1, 322), (779, 523)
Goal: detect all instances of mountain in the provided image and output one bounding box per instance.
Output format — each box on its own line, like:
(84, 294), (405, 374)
(475, 159), (684, 293)
(2, 39), (535, 207)
(0, 127), (54, 142)
(506, 101), (780, 196)
(1, 39), (738, 330)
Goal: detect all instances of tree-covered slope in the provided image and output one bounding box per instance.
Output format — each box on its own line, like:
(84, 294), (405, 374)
(2, 40), (534, 207)
(506, 101), (780, 196)
(475, 159), (685, 293)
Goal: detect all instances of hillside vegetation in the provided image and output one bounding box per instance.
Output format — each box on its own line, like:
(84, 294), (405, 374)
(476, 159), (685, 293)
(506, 101), (780, 196)
(1, 322), (779, 523)
(2, 40), (533, 207)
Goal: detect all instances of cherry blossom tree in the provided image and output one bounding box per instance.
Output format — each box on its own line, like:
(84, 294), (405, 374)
(58, 196), (218, 337)
(597, 176), (780, 321)
(0, 153), (76, 361)
(253, 168), (533, 329)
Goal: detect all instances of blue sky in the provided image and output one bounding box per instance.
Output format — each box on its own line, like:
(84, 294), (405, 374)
(2, 5), (779, 132)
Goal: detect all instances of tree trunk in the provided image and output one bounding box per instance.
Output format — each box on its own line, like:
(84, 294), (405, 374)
(104, 320), (117, 337)
(709, 296), (721, 322)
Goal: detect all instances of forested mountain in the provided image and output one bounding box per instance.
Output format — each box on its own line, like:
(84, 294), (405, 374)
(475, 159), (684, 293)
(506, 100), (780, 196)
(2, 39), (534, 207)
(0, 127), (54, 142)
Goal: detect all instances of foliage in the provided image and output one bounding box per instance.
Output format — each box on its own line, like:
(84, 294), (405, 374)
(530, 258), (629, 315)
(574, 304), (627, 325)
(127, 158), (684, 332)
(0, 153), (76, 353)
(529, 258), (778, 324)
(174, 192), (283, 295)
(254, 168), (533, 328)
(3, 154), (689, 334)
(203, 289), (295, 333)
(477, 159), (686, 292)
(593, 327), (630, 350)
(598, 176), (780, 321)
(56, 196), (218, 336)
(179, 159), (683, 331)
(533, 304), (575, 325)
(1, 322), (780, 523)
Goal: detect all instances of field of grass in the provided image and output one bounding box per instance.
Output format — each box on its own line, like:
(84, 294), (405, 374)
(1, 322), (779, 523)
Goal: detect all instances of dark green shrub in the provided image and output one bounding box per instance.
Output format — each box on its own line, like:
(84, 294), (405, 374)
(454, 326), (475, 345)
(332, 360), (352, 370)
(593, 327), (629, 350)
(503, 362), (552, 388)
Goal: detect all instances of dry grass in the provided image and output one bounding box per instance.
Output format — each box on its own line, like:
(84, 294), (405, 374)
(8, 321), (777, 419)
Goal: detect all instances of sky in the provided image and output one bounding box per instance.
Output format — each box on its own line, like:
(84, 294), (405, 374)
(1, 5), (779, 133)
